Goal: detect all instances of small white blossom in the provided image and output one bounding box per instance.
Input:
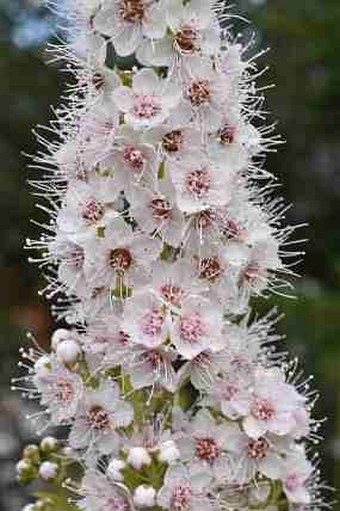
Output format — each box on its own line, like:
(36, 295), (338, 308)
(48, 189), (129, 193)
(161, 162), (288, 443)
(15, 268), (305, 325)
(127, 447), (152, 470)
(134, 485), (156, 507)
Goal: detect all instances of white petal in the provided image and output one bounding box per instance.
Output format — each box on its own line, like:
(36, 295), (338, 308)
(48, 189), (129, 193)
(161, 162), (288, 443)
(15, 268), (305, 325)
(112, 86), (134, 112)
(133, 68), (160, 95)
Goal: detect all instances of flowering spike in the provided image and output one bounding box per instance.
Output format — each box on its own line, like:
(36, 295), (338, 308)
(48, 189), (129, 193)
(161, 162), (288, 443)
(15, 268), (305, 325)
(16, 0), (334, 510)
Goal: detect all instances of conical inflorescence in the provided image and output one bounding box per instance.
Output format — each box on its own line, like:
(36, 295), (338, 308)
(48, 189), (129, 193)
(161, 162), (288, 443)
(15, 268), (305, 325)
(15, 1), (333, 510)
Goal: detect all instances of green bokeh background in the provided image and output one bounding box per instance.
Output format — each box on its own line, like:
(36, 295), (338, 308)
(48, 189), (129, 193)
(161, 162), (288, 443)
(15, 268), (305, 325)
(0, 0), (339, 509)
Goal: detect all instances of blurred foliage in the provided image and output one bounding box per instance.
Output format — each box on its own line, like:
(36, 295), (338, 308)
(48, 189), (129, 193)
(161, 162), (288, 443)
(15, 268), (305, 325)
(0, 0), (339, 509)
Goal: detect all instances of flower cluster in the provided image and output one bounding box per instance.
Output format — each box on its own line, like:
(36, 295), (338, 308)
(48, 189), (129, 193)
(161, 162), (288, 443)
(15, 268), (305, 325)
(18, 0), (332, 510)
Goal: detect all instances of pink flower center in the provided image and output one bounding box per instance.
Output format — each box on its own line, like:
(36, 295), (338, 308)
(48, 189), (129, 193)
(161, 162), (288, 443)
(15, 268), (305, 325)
(144, 350), (164, 369)
(174, 25), (200, 54)
(218, 125), (236, 145)
(149, 197), (172, 220)
(193, 352), (211, 367)
(141, 309), (165, 337)
(104, 495), (131, 511)
(108, 248), (133, 270)
(187, 79), (211, 106)
(80, 198), (105, 223)
(285, 473), (301, 492)
(171, 485), (192, 511)
(117, 330), (131, 345)
(162, 130), (184, 153)
(133, 95), (160, 119)
(186, 168), (211, 198)
(243, 262), (261, 283)
(160, 284), (183, 307)
(53, 378), (74, 402)
(247, 438), (269, 460)
(220, 382), (238, 401)
(197, 209), (215, 229)
(86, 406), (110, 431)
(180, 312), (205, 343)
(196, 437), (220, 462)
(119, 0), (145, 23)
(92, 72), (105, 91)
(198, 257), (222, 282)
(251, 398), (275, 421)
(123, 145), (145, 172)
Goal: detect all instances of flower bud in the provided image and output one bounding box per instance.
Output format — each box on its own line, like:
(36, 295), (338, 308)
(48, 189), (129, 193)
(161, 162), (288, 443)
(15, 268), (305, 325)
(56, 339), (80, 365)
(23, 444), (40, 463)
(158, 440), (180, 464)
(51, 328), (72, 351)
(127, 447), (151, 470)
(39, 461), (59, 481)
(133, 485), (156, 508)
(107, 458), (126, 481)
(61, 446), (74, 459)
(40, 436), (59, 454)
(16, 459), (37, 485)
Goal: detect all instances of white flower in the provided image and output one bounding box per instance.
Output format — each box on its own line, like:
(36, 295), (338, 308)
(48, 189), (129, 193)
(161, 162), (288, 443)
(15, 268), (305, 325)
(108, 125), (159, 200)
(39, 461), (59, 481)
(69, 381), (133, 456)
(79, 469), (133, 511)
(37, 358), (84, 425)
(282, 446), (313, 504)
(149, 260), (206, 310)
(50, 233), (88, 298)
(143, 121), (202, 160)
(127, 345), (178, 392)
(122, 291), (171, 349)
(137, 0), (220, 67)
(224, 423), (286, 485)
(174, 57), (229, 130)
(84, 216), (161, 290)
(112, 68), (181, 130)
(241, 367), (309, 439)
(176, 409), (231, 478)
(94, 0), (167, 57)
(127, 447), (151, 470)
(171, 297), (225, 360)
(178, 350), (226, 390)
(57, 179), (118, 238)
(208, 375), (251, 420)
(130, 176), (185, 248)
(134, 485), (156, 507)
(157, 463), (214, 511)
(169, 153), (235, 215)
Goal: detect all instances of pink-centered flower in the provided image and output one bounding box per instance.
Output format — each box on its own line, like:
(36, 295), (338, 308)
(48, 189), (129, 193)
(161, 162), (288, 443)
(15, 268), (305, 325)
(112, 68), (181, 129)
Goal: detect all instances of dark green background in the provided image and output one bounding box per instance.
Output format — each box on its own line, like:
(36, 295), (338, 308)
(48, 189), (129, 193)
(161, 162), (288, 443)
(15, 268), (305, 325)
(0, 0), (339, 509)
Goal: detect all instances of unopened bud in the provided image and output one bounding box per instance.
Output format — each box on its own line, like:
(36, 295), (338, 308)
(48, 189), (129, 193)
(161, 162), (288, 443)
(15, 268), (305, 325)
(127, 447), (151, 470)
(39, 461), (59, 481)
(40, 436), (59, 454)
(51, 329), (72, 351)
(56, 339), (80, 365)
(23, 444), (40, 463)
(134, 485), (156, 508)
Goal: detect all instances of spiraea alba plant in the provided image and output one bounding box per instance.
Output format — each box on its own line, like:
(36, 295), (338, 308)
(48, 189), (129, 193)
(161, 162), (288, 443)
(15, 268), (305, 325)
(15, 1), (333, 510)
